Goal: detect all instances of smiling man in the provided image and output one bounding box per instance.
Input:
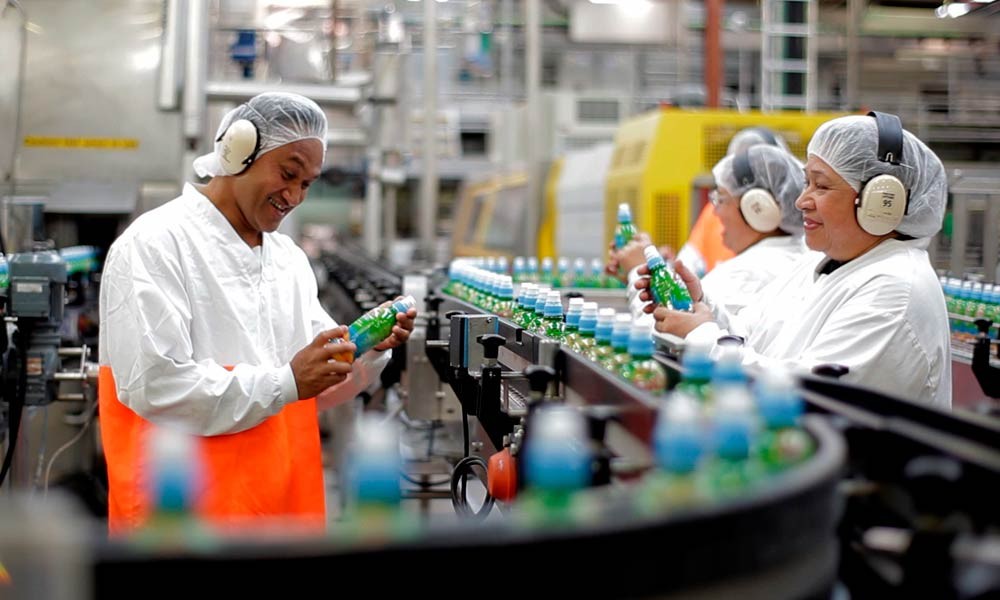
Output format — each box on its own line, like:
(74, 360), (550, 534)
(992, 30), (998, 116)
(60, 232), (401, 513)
(98, 92), (416, 533)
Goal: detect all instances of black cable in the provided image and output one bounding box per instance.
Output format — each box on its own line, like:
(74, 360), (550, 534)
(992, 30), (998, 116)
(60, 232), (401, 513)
(449, 455), (494, 520)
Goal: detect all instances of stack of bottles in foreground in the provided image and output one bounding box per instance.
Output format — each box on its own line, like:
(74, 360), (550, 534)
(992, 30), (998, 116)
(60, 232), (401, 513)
(940, 276), (1000, 349)
(445, 258), (667, 393)
(514, 345), (816, 527)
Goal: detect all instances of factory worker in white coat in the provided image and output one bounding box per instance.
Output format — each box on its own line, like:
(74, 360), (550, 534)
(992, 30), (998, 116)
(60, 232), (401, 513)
(98, 92), (416, 533)
(644, 113), (952, 408)
(613, 144), (808, 319)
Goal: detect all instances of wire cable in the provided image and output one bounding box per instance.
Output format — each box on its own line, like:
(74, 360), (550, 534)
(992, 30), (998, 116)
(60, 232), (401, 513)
(43, 399), (97, 498)
(449, 454), (494, 520)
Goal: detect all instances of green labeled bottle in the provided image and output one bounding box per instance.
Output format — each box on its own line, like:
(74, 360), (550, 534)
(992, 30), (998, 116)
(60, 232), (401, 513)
(514, 283), (539, 327)
(619, 323), (667, 393)
(540, 290), (566, 341)
(494, 276), (515, 318)
(754, 368), (814, 472)
(706, 386), (763, 498)
(601, 313), (634, 373)
(348, 295), (416, 357)
(529, 286), (551, 333)
(571, 302), (599, 354)
(586, 308), (617, 363)
(562, 298), (585, 349)
(675, 341), (714, 403)
(644, 245), (692, 311)
(613, 203), (637, 250)
(639, 392), (706, 514)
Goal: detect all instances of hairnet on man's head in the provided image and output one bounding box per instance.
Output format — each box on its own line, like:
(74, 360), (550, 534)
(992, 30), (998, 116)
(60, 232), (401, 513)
(807, 115), (947, 239)
(712, 145), (806, 235)
(193, 92), (328, 178)
(726, 126), (790, 156)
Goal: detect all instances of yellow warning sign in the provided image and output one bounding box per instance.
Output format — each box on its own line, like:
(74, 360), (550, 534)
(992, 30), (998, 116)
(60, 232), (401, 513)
(23, 136), (139, 150)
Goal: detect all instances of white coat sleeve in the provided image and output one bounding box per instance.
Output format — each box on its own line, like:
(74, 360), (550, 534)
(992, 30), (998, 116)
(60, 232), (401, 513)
(306, 292), (392, 412)
(100, 236), (299, 436)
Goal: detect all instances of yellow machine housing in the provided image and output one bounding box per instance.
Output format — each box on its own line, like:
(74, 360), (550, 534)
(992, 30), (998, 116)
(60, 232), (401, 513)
(604, 108), (845, 252)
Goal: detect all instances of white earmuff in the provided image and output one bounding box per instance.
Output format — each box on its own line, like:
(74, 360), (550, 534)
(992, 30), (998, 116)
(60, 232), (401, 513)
(217, 118), (260, 176)
(855, 173), (908, 236)
(739, 188), (783, 233)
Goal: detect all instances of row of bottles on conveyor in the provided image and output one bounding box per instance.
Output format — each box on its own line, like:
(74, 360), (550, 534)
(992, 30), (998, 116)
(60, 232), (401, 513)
(454, 255), (626, 289)
(940, 275), (1000, 342)
(444, 258), (667, 393)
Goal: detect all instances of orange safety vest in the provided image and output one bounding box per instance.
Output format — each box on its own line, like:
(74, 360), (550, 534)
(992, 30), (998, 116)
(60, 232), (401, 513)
(685, 205), (735, 274)
(98, 366), (326, 535)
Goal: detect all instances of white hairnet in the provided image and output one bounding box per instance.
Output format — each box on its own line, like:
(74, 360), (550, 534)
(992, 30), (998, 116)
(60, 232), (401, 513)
(807, 115), (947, 239)
(726, 126), (790, 156)
(193, 92), (328, 178)
(712, 145), (806, 235)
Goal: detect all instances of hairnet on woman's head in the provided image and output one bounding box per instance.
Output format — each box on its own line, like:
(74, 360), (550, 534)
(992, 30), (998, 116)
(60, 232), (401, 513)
(193, 92), (328, 178)
(807, 114), (947, 239)
(712, 145), (806, 235)
(726, 126), (790, 156)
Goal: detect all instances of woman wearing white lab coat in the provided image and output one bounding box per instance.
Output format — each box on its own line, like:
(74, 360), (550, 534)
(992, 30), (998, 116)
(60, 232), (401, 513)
(616, 144), (808, 319)
(643, 114), (952, 408)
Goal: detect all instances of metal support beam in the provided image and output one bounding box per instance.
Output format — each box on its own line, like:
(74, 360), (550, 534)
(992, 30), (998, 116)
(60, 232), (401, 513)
(524, 0), (542, 257)
(419, 0), (438, 261)
(705, 0), (723, 108)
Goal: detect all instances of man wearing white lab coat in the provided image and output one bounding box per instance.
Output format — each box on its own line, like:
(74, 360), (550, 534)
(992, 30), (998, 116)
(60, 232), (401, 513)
(644, 114), (952, 408)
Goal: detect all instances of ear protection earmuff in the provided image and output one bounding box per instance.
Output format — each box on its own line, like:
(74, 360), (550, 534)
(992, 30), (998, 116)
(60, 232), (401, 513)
(855, 111), (909, 236)
(733, 149), (782, 233)
(216, 118), (261, 176)
(747, 126), (778, 148)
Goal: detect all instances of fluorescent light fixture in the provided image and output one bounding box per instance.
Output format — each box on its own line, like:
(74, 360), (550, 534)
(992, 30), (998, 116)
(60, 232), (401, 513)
(936, 1), (973, 16)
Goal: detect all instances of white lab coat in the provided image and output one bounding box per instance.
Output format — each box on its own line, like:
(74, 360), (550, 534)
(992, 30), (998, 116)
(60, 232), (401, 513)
(673, 238), (952, 408)
(99, 183), (390, 436)
(626, 236), (806, 320)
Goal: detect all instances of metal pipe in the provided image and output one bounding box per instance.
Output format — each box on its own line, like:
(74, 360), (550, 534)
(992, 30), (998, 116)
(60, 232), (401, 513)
(157, 0), (185, 111)
(364, 146), (381, 257)
(2, 0), (28, 257)
(205, 80), (363, 105)
(183, 0), (209, 141)
(419, 0), (438, 261)
(704, 0), (723, 108)
(524, 0), (541, 257)
(846, 0), (861, 110)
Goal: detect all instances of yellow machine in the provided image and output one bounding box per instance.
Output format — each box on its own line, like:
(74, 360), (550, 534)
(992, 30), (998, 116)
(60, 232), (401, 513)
(451, 172), (531, 258)
(451, 108), (848, 260)
(604, 107), (846, 253)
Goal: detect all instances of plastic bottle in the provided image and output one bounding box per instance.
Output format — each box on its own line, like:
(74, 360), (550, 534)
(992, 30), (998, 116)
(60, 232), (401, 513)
(139, 425), (207, 547)
(613, 203), (637, 250)
(528, 286), (550, 332)
(521, 405), (592, 523)
(753, 368), (814, 471)
(572, 258), (587, 288)
(512, 256), (527, 283)
(526, 257), (540, 283)
(675, 341), (714, 402)
(710, 344), (747, 392)
(619, 323), (667, 393)
(587, 308), (617, 364)
(572, 302), (600, 354)
(562, 298), (585, 349)
(707, 386), (763, 497)
(644, 245), (692, 312)
(494, 276), (515, 319)
(556, 257), (571, 288)
(601, 313), (633, 373)
(348, 295), (416, 357)
(540, 257), (554, 287)
(589, 258), (604, 288)
(639, 392), (706, 512)
(540, 291), (566, 341)
(514, 283), (538, 327)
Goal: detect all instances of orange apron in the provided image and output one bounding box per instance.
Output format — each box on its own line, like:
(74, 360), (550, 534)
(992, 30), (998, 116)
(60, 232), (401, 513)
(98, 366), (325, 535)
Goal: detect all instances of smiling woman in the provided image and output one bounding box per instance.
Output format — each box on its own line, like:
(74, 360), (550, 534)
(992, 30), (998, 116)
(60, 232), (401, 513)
(652, 112), (953, 409)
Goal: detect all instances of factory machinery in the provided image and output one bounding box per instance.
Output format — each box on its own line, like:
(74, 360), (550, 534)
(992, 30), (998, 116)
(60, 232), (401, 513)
(0, 248), (979, 599)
